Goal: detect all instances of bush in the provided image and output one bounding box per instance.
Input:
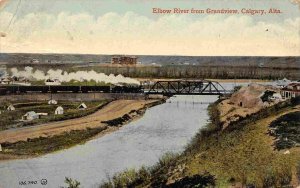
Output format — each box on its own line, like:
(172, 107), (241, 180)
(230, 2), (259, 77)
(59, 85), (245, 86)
(61, 177), (81, 188)
(166, 173), (215, 188)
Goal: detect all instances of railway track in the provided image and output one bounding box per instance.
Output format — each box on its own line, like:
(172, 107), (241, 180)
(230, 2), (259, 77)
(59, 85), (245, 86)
(0, 85), (143, 95)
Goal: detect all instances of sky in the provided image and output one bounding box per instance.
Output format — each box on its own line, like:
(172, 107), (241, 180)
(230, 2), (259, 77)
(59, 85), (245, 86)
(0, 0), (299, 56)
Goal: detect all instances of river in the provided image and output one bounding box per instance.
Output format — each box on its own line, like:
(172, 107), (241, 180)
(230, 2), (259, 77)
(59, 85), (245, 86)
(0, 81), (273, 188)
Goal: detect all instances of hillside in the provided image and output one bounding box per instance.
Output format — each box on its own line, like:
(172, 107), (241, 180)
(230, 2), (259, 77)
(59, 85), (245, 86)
(0, 53), (299, 68)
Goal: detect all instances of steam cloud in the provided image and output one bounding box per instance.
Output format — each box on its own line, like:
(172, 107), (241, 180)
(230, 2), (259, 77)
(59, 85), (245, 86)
(10, 67), (140, 85)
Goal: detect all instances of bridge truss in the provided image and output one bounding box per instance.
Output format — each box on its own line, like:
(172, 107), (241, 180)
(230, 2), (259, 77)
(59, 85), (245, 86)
(145, 80), (228, 96)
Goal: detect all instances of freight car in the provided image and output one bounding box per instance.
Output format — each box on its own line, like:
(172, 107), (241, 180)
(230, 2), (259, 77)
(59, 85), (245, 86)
(0, 85), (143, 95)
(111, 85), (143, 93)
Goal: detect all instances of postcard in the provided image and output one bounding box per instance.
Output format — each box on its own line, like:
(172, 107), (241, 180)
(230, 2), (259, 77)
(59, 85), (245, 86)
(0, 0), (299, 187)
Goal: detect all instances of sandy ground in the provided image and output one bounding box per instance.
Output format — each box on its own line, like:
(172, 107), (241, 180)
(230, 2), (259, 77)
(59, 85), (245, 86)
(218, 99), (262, 128)
(0, 100), (156, 143)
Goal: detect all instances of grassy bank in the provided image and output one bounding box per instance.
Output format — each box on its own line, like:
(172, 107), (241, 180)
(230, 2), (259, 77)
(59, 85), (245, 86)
(1, 126), (108, 156)
(100, 98), (300, 188)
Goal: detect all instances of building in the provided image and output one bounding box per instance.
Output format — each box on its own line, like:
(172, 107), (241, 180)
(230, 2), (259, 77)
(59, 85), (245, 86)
(0, 77), (12, 85)
(45, 78), (61, 86)
(269, 93), (282, 101)
(281, 83), (300, 99)
(276, 78), (291, 88)
(78, 103), (87, 110)
(11, 76), (31, 86)
(111, 56), (137, 65)
(48, 99), (58, 105)
(0, 76), (31, 86)
(7, 104), (15, 111)
(55, 106), (64, 115)
(22, 111), (39, 121)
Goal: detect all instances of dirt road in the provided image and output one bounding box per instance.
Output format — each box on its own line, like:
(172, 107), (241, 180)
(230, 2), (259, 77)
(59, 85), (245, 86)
(0, 100), (156, 143)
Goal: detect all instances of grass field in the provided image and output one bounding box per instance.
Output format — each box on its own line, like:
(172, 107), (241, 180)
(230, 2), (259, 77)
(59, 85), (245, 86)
(0, 100), (108, 131)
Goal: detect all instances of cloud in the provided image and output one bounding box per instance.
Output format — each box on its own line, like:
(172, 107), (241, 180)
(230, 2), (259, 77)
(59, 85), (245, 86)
(0, 11), (299, 56)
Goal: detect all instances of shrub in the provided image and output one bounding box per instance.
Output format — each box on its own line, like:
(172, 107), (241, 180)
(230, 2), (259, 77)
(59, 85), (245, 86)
(61, 177), (81, 188)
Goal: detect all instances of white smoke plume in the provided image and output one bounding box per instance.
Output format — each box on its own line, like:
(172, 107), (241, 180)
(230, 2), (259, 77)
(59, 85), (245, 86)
(10, 66), (140, 85)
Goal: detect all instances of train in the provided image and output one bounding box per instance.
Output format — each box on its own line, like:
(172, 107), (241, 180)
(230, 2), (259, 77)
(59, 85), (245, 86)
(0, 85), (144, 95)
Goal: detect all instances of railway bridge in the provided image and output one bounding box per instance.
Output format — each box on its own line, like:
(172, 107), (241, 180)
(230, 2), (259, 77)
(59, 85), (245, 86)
(144, 80), (230, 96)
(0, 80), (231, 96)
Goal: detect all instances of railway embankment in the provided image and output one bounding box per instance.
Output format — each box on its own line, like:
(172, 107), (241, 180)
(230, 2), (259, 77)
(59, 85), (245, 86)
(0, 92), (146, 103)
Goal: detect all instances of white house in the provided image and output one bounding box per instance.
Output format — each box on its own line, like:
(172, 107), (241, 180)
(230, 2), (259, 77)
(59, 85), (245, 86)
(269, 93), (283, 101)
(45, 78), (61, 86)
(0, 77), (11, 85)
(77, 103), (87, 110)
(55, 106), (64, 115)
(276, 78), (291, 88)
(281, 83), (300, 99)
(7, 104), (15, 111)
(48, 99), (58, 105)
(22, 111), (39, 121)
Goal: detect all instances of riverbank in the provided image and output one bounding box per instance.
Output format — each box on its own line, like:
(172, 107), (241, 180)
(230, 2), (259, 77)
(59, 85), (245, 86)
(0, 99), (164, 161)
(100, 98), (300, 187)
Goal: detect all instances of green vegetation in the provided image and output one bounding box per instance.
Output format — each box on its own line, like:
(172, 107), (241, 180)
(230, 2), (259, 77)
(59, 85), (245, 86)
(99, 98), (300, 187)
(10, 64), (300, 80)
(260, 90), (275, 102)
(61, 177), (81, 188)
(2, 126), (108, 156)
(70, 65), (300, 80)
(0, 100), (163, 157)
(233, 85), (242, 92)
(100, 153), (182, 188)
(0, 100), (109, 131)
(30, 80), (45, 86)
(269, 111), (300, 150)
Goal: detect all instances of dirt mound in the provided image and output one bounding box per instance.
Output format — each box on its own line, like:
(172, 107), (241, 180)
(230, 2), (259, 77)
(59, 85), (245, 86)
(218, 84), (280, 128)
(230, 83), (271, 108)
